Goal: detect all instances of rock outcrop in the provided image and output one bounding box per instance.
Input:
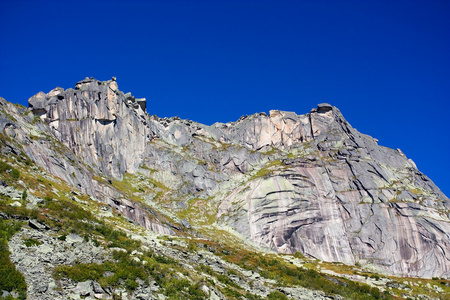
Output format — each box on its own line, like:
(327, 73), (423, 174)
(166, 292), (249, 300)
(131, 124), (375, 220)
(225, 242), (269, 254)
(217, 107), (450, 278)
(4, 77), (449, 279)
(28, 77), (152, 178)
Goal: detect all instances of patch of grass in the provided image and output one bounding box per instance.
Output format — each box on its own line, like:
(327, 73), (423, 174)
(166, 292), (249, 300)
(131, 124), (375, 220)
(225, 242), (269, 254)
(177, 197), (217, 226)
(0, 160), (20, 182)
(252, 160), (284, 179)
(222, 286), (242, 298)
(267, 290), (288, 299)
(287, 153), (296, 159)
(0, 108), (17, 122)
(54, 263), (106, 282)
(0, 200), (39, 220)
(188, 241), (198, 252)
(217, 273), (241, 290)
(54, 249), (207, 299)
(260, 146), (278, 155)
(194, 241), (392, 300)
(23, 238), (42, 247)
(409, 187), (425, 196)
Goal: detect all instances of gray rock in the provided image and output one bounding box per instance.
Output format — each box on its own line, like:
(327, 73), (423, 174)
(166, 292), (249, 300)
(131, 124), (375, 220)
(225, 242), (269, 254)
(8, 226), (109, 300)
(0, 116), (16, 131)
(29, 219), (49, 231)
(73, 280), (93, 296)
(180, 219), (191, 229)
(92, 281), (104, 294)
(1, 77), (447, 281)
(317, 103), (333, 112)
(66, 233), (84, 244)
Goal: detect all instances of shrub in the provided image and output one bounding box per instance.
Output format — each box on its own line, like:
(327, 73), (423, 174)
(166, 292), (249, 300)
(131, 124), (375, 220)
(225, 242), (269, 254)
(0, 160), (11, 173)
(217, 274), (241, 289)
(188, 241), (198, 252)
(0, 160), (20, 181)
(370, 274), (380, 281)
(23, 238), (42, 247)
(10, 168), (20, 179)
(54, 263), (105, 282)
(154, 254), (177, 265)
(222, 286), (242, 298)
(21, 190), (27, 201)
(370, 287), (382, 299)
(267, 291), (288, 299)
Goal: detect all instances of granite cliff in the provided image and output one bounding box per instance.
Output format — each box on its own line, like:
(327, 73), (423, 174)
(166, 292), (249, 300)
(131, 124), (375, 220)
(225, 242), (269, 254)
(1, 77), (449, 299)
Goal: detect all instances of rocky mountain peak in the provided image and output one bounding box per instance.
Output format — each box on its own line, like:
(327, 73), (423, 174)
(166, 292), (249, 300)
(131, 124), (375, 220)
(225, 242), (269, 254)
(1, 77), (448, 293)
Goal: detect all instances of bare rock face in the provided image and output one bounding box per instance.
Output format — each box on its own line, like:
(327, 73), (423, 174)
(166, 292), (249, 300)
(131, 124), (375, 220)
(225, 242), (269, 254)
(19, 78), (450, 278)
(216, 106), (450, 278)
(29, 77), (152, 178)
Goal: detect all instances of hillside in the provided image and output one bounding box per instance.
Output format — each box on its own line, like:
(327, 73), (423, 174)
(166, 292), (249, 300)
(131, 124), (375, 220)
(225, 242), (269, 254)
(0, 77), (449, 299)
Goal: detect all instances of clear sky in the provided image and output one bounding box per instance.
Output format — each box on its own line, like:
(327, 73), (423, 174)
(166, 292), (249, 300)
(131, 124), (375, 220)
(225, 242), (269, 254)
(1, 0), (449, 196)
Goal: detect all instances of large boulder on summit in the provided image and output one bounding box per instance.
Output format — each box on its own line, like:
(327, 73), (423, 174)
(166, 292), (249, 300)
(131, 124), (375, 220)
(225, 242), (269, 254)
(28, 91), (48, 115)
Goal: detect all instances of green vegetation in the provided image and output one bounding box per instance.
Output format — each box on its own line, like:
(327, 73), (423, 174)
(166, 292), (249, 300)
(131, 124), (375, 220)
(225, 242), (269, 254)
(0, 219), (27, 300)
(267, 291), (289, 299)
(54, 249), (206, 299)
(0, 160), (20, 182)
(252, 160), (284, 179)
(197, 263), (263, 299)
(0, 198), (39, 220)
(54, 252), (147, 290)
(0, 179), (205, 299)
(216, 273), (241, 290)
(0, 109), (447, 300)
(0, 108), (18, 123)
(36, 197), (141, 251)
(260, 146), (278, 155)
(23, 238), (42, 247)
(195, 241), (391, 300)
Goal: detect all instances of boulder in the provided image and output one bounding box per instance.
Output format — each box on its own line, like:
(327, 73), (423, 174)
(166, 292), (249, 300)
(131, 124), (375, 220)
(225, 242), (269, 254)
(73, 280), (93, 296)
(317, 103), (333, 112)
(28, 219), (49, 231)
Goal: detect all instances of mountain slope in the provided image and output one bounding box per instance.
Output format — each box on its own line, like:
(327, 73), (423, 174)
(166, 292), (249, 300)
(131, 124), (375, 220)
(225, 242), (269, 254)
(1, 77), (449, 299)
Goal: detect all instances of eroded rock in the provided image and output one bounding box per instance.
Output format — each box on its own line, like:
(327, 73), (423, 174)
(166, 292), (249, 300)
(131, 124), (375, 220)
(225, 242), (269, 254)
(10, 78), (449, 279)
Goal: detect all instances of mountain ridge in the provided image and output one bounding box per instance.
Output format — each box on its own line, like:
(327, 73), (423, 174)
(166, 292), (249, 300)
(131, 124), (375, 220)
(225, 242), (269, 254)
(1, 77), (449, 299)
(24, 77), (450, 276)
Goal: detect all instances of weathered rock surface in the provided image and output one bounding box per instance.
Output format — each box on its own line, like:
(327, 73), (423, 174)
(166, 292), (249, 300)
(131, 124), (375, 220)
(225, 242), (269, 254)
(2, 77), (449, 280)
(28, 77), (151, 178)
(9, 226), (109, 300)
(217, 107), (450, 278)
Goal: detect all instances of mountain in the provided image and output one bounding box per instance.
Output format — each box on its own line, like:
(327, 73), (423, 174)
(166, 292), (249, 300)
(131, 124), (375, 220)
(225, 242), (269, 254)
(0, 77), (449, 300)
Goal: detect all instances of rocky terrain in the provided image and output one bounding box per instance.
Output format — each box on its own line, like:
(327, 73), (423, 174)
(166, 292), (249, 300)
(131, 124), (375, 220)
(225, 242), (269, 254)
(1, 77), (449, 299)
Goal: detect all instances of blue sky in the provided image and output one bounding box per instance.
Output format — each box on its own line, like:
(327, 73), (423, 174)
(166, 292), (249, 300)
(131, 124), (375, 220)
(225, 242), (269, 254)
(1, 0), (449, 196)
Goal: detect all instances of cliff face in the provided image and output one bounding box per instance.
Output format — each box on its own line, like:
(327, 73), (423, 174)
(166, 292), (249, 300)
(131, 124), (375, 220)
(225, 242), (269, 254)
(9, 77), (450, 278)
(216, 107), (450, 278)
(28, 78), (152, 178)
